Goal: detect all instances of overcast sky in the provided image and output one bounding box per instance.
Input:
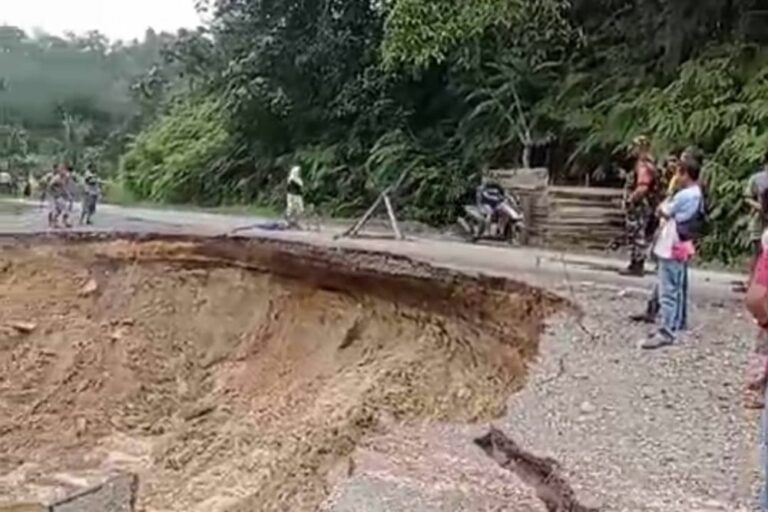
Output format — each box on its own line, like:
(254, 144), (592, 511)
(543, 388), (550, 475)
(1, 0), (201, 41)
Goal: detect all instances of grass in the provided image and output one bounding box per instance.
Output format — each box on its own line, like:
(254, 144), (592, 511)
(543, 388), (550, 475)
(101, 179), (279, 218)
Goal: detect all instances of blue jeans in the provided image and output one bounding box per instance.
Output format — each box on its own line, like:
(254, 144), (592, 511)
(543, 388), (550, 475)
(658, 258), (686, 339)
(680, 263), (689, 331)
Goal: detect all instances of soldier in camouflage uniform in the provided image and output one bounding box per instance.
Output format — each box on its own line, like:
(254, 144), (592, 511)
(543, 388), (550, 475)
(621, 136), (658, 276)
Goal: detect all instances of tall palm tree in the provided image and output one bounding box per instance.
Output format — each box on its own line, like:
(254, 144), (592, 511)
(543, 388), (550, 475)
(61, 114), (93, 169)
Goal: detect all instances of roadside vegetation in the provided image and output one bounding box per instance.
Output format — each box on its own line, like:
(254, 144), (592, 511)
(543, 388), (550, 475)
(1, 2), (768, 261)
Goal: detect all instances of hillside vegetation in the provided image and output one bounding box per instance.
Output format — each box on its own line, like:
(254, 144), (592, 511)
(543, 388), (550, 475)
(4, 2), (768, 260)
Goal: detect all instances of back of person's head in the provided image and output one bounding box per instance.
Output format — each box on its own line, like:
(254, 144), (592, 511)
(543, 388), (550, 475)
(682, 145), (704, 166)
(681, 153), (701, 182)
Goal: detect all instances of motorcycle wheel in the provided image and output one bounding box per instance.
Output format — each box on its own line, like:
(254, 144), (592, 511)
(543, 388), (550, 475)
(457, 217), (480, 243)
(502, 221), (523, 245)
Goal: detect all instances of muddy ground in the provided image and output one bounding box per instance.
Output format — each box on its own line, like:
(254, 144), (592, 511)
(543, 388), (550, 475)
(0, 234), (564, 511)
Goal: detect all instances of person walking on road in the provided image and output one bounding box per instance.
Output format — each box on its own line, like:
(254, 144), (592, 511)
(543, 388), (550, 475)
(621, 136), (659, 276)
(641, 154), (703, 349)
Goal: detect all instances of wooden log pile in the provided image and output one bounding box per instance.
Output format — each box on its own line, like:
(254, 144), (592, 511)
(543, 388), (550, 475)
(489, 168), (625, 250)
(509, 186), (625, 250)
(539, 186), (625, 249)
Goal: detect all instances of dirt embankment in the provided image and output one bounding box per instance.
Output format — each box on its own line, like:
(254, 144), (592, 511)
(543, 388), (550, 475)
(0, 234), (563, 511)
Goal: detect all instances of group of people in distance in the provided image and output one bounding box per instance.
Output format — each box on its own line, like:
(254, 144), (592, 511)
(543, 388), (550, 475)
(620, 136), (706, 349)
(40, 163), (101, 229)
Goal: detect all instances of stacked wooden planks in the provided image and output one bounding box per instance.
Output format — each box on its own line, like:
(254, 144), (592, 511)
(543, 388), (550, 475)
(489, 168), (625, 249)
(507, 185), (625, 250)
(540, 187), (625, 249)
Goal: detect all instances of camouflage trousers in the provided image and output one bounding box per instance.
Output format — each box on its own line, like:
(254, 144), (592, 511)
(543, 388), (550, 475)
(626, 202), (652, 264)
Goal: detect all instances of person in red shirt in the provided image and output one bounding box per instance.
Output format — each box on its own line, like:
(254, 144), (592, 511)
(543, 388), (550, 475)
(745, 229), (768, 510)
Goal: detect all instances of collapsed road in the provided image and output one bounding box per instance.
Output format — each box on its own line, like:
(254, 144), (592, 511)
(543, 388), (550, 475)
(0, 233), (571, 511)
(0, 201), (761, 511)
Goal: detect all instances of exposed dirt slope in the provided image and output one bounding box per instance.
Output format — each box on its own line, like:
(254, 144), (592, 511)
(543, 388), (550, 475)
(0, 236), (561, 511)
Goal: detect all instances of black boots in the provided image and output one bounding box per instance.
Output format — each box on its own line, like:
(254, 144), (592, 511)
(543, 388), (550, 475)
(619, 260), (645, 277)
(630, 296), (659, 323)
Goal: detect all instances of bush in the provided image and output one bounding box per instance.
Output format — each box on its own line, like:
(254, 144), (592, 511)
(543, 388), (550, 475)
(120, 98), (233, 205)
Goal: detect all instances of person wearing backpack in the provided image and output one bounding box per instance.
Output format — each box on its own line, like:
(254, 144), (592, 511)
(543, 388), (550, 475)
(631, 146), (705, 326)
(641, 154), (704, 350)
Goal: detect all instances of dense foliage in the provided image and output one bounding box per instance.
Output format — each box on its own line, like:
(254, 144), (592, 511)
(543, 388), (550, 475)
(0, 26), (180, 178)
(121, 98), (232, 204)
(5, 2), (768, 261)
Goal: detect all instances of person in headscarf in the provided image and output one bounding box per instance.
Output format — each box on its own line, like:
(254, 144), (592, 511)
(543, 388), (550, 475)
(621, 136), (659, 276)
(286, 165), (304, 227)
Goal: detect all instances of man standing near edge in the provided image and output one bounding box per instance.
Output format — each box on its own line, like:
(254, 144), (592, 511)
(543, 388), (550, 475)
(621, 136), (659, 276)
(631, 146), (705, 325)
(642, 154), (703, 350)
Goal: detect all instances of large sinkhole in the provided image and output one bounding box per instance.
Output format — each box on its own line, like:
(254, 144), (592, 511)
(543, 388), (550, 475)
(0, 234), (563, 511)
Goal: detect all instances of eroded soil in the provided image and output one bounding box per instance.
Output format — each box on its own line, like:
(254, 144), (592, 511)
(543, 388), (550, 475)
(0, 234), (562, 511)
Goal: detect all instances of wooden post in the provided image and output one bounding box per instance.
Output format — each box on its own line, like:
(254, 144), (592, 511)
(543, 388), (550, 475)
(520, 193), (533, 246)
(383, 194), (403, 240)
(336, 167), (411, 241)
(337, 192), (385, 239)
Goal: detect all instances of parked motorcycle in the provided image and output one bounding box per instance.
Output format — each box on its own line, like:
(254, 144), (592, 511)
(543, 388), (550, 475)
(457, 191), (525, 244)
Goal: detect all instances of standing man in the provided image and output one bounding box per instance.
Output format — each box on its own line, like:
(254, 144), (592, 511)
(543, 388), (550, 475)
(631, 146), (704, 324)
(745, 151), (768, 287)
(641, 154), (703, 349)
(47, 164), (73, 229)
(621, 136), (659, 276)
(79, 172), (100, 225)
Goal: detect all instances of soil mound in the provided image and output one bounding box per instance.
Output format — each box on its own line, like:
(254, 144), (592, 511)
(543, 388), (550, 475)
(0, 236), (560, 511)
